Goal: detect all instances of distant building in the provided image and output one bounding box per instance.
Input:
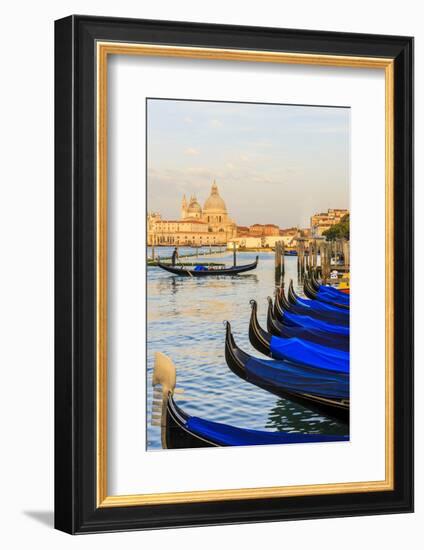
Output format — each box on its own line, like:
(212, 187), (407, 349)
(249, 224), (280, 237)
(310, 208), (349, 237)
(236, 226), (250, 237)
(227, 236), (284, 250)
(236, 223), (280, 238)
(147, 181), (237, 246)
(279, 227), (298, 237)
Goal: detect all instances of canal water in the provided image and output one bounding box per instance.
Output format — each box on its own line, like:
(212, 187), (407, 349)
(146, 247), (348, 450)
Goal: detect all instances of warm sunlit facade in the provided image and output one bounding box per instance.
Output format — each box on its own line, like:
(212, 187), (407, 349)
(310, 208), (349, 236)
(147, 181), (237, 246)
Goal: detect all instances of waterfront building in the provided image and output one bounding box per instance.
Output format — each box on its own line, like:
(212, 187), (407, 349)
(310, 208), (349, 237)
(227, 236), (284, 250)
(236, 223), (280, 238)
(148, 181), (237, 246)
(248, 223), (280, 237)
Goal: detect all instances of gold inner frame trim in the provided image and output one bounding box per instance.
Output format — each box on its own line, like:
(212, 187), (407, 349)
(96, 41), (395, 508)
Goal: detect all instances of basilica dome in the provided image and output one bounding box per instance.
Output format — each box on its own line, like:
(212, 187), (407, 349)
(203, 181), (227, 212)
(187, 195), (202, 216)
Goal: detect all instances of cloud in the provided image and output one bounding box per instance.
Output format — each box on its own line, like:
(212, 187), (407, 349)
(184, 147), (199, 156)
(209, 119), (223, 128)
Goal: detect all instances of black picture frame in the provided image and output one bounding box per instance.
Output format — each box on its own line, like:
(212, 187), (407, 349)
(55, 15), (414, 534)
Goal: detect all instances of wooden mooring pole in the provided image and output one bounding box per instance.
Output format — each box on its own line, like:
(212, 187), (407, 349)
(275, 241), (282, 286)
(151, 234), (155, 261)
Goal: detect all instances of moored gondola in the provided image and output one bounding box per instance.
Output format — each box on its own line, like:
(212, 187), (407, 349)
(305, 276), (350, 302)
(289, 279), (349, 312)
(286, 281), (347, 313)
(272, 298), (349, 336)
(303, 278), (350, 309)
(267, 296), (288, 336)
(249, 299), (273, 356)
(226, 322), (349, 422)
(152, 352), (348, 448)
(275, 286), (349, 325)
(310, 269), (321, 291)
(249, 299), (349, 356)
(156, 256), (258, 277)
(266, 310), (348, 373)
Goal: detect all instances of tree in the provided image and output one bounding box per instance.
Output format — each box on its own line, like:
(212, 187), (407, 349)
(322, 214), (350, 241)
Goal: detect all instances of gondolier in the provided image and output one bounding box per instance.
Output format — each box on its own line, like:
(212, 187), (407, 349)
(171, 246), (179, 266)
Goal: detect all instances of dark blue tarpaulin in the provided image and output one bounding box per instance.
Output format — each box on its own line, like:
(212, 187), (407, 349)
(275, 324), (349, 351)
(270, 336), (349, 373)
(186, 416), (349, 446)
(283, 311), (350, 336)
(287, 301), (350, 325)
(245, 356), (349, 399)
(295, 294), (349, 313)
(317, 286), (350, 304)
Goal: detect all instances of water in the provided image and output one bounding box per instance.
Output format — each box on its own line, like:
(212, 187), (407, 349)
(147, 248), (347, 449)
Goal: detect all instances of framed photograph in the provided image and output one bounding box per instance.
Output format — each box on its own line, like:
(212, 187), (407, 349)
(54, 15), (413, 533)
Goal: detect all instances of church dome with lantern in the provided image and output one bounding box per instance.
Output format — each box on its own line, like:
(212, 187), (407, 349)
(185, 195), (202, 219)
(179, 181), (236, 240)
(203, 181), (227, 213)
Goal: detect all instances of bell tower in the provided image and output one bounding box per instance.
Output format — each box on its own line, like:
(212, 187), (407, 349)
(181, 194), (187, 219)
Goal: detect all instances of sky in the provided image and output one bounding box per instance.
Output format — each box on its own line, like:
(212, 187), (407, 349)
(147, 99), (350, 228)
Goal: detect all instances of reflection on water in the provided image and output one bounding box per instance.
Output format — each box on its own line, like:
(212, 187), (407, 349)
(147, 249), (348, 450)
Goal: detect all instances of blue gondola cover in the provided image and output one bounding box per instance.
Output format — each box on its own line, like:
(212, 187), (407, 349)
(186, 416), (349, 446)
(276, 324), (349, 351)
(245, 356), (349, 399)
(284, 311), (350, 336)
(270, 337), (349, 373)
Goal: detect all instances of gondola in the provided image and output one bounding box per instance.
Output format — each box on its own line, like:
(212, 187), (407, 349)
(310, 269), (322, 291)
(301, 278), (350, 309)
(269, 297), (349, 350)
(226, 322), (349, 422)
(289, 279), (349, 311)
(249, 300), (349, 372)
(249, 300), (349, 357)
(272, 298), (350, 336)
(304, 277), (350, 306)
(152, 352), (348, 448)
(278, 284), (349, 316)
(274, 286), (349, 325)
(156, 256), (258, 277)
(269, 298), (349, 349)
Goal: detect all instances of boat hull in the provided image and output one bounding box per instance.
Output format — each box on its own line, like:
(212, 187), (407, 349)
(156, 256), (258, 277)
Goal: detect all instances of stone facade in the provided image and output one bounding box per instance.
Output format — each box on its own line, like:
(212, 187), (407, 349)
(310, 208), (349, 237)
(148, 181), (237, 246)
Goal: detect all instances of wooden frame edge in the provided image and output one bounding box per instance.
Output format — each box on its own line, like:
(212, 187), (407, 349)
(95, 42), (395, 508)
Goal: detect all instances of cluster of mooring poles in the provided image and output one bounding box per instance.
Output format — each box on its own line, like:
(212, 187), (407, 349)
(273, 237), (350, 288)
(296, 238), (350, 284)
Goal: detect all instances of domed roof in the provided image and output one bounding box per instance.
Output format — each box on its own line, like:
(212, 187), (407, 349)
(203, 181), (227, 212)
(187, 195), (202, 214)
